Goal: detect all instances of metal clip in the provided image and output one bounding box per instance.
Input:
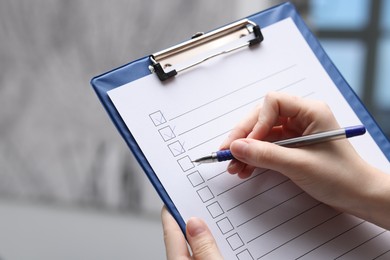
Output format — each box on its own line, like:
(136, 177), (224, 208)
(149, 19), (264, 81)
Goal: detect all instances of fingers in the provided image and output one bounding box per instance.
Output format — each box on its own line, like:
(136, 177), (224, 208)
(222, 92), (340, 178)
(220, 104), (261, 149)
(249, 92), (311, 139)
(227, 159), (256, 179)
(162, 206), (223, 260)
(223, 92), (339, 147)
(161, 206), (191, 260)
(186, 217), (224, 260)
(229, 138), (306, 177)
(221, 92), (306, 150)
(258, 92), (339, 134)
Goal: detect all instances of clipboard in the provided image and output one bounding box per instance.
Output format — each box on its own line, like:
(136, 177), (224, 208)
(91, 2), (390, 259)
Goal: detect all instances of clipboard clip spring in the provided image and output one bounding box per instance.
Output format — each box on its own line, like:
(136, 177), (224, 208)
(149, 19), (264, 81)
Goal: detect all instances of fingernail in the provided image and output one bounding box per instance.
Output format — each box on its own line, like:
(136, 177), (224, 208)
(219, 139), (229, 150)
(187, 217), (206, 237)
(220, 132), (234, 149)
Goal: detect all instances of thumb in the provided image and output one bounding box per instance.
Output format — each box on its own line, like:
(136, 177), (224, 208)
(186, 217), (223, 260)
(230, 138), (305, 174)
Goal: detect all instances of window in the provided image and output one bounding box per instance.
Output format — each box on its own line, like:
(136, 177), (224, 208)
(308, 0), (390, 138)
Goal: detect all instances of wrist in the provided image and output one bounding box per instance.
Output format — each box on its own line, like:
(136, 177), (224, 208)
(347, 163), (390, 230)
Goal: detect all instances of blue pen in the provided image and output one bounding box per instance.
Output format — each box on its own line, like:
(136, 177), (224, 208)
(193, 125), (366, 163)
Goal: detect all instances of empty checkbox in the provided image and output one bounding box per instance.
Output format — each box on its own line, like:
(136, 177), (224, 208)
(206, 201), (224, 219)
(177, 156), (195, 172)
(187, 171), (204, 187)
(197, 186), (214, 203)
(237, 249), (254, 260)
(226, 233), (244, 251)
(216, 217), (234, 234)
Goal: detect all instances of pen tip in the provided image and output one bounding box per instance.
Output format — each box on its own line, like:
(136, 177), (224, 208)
(192, 155), (211, 164)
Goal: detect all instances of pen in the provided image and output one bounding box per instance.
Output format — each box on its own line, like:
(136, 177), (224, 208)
(193, 125), (366, 163)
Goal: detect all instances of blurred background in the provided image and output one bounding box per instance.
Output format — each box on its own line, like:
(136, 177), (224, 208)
(0, 0), (389, 259)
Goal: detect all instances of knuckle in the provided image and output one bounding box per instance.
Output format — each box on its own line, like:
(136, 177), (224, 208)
(233, 126), (249, 138)
(308, 100), (339, 128)
(265, 91), (278, 99)
(263, 92), (278, 106)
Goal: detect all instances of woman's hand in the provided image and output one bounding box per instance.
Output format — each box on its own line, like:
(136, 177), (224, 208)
(220, 92), (390, 229)
(161, 206), (223, 260)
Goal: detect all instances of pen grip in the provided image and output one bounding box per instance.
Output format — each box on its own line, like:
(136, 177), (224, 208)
(216, 150), (234, 162)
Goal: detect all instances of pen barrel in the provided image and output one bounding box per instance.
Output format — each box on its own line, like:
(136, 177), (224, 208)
(194, 126), (365, 163)
(274, 128), (346, 148)
(216, 150), (234, 162)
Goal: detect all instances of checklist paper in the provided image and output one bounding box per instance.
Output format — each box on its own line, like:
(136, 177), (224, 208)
(108, 18), (390, 259)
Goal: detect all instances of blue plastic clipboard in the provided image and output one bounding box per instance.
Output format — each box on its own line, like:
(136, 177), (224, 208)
(90, 2), (390, 234)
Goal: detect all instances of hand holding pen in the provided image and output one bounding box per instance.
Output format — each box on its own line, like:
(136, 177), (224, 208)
(194, 125), (366, 163)
(202, 92), (390, 229)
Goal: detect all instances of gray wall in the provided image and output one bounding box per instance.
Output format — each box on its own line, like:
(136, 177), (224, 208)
(0, 0), (244, 212)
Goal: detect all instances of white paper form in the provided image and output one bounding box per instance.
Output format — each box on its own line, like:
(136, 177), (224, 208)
(108, 18), (390, 260)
